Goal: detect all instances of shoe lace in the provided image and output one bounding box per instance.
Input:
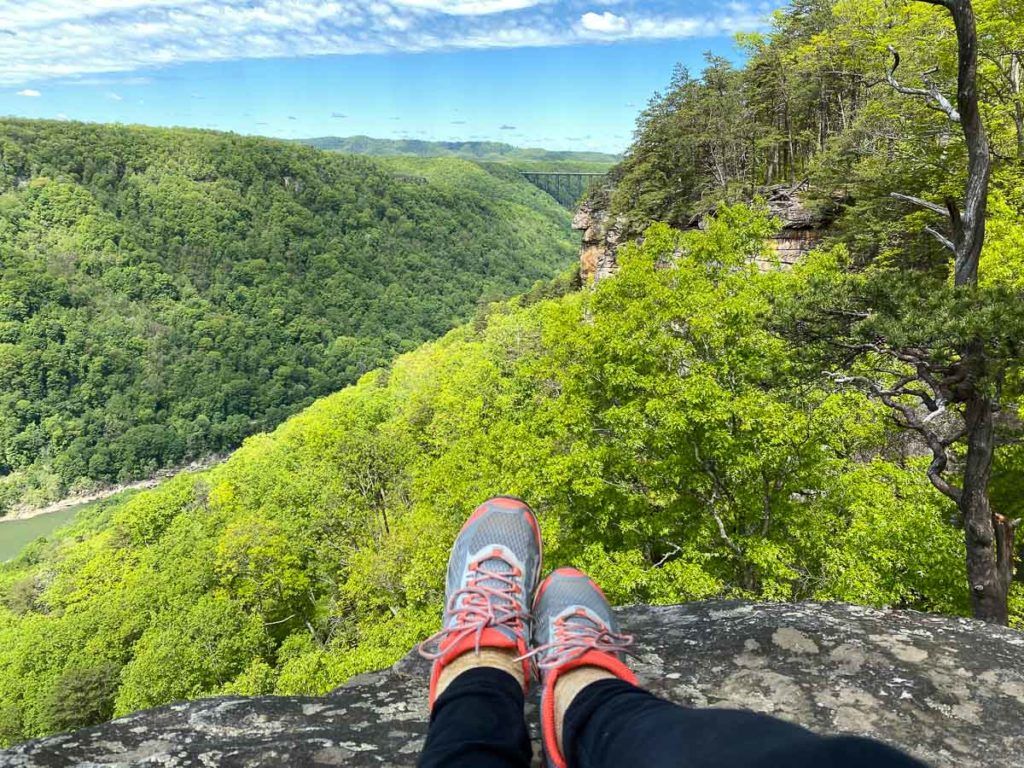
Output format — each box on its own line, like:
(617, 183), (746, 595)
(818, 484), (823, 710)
(519, 610), (635, 670)
(418, 553), (529, 660)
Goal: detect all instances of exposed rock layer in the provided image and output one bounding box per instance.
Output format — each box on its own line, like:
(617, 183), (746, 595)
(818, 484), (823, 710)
(759, 184), (833, 268)
(573, 201), (623, 284)
(3, 601), (1024, 767)
(575, 185), (835, 281)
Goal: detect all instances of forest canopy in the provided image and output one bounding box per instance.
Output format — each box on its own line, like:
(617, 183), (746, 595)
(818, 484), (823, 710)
(0, 119), (578, 513)
(4, 206), (1016, 746)
(0, 0), (1022, 748)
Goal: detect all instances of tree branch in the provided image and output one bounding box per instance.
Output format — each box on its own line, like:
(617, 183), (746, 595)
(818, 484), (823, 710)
(924, 226), (957, 252)
(890, 192), (952, 218)
(695, 445), (744, 557)
(830, 371), (965, 504)
(709, 505), (743, 557)
(887, 46), (961, 122)
(927, 449), (964, 504)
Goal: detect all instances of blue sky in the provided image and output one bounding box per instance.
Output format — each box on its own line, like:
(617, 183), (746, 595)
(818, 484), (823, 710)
(0, 1), (787, 154)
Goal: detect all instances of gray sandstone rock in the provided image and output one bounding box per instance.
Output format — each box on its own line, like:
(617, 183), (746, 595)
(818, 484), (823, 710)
(3, 601), (1023, 767)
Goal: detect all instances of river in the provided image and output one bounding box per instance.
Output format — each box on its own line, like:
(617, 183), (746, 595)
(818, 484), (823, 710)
(0, 455), (225, 562)
(0, 504), (82, 561)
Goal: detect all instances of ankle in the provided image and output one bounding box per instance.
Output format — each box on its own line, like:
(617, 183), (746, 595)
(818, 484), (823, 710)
(435, 648), (525, 700)
(553, 666), (617, 754)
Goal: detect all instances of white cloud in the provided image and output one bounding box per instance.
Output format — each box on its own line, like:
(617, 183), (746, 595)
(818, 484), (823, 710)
(107, 92), (124, 100)
(580, 11), (629, 34)
(0, 1), (781, 85)
(16, 88), (41, 96)
(390, 0), (546, 14)
(630, 12), (765, 39)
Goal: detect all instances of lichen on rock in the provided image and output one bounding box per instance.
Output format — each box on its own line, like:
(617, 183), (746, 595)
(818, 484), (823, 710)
(3, 601), (1023, 767)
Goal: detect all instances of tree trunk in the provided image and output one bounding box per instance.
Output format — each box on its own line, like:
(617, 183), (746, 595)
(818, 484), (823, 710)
(942, 0), (990, 287)
(994, 513), (1018, 602)
(1011, 52), (1024, 161)
(917, 0), (1003, 622)
(960, 385), (1008, 624)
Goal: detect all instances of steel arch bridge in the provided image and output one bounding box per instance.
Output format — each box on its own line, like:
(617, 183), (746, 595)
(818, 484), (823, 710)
(519, 172), (607, 209)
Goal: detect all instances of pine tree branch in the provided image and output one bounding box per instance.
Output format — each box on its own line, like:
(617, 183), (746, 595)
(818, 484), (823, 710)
(830, 372), (964, 504)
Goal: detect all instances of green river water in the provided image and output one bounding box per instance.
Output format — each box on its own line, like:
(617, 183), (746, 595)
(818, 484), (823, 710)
(0, 506), (82, 562)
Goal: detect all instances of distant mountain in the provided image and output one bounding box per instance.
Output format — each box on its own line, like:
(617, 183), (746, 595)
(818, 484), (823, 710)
(299, 135), (620, 166)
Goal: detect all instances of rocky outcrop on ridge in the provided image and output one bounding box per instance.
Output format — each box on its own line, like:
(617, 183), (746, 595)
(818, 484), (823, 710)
(573, 200), (624, 284)
(3, 601), (1023, 767)
(574, 183), (838, 281)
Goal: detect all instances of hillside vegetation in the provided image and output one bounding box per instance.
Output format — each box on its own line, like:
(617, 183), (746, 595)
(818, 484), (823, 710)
(3, 206), (1008, 745)
(0, 120), (577, 513)
(613, 0), (1023, 251)
(299, 135), (619, 169)
(608, 0), (1024, 623)
(0, 0), (1022, 747)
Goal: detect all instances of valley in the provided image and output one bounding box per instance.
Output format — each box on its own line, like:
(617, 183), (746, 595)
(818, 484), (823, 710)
(0, 120), (579, 517)
(0, 0), (1021, 751)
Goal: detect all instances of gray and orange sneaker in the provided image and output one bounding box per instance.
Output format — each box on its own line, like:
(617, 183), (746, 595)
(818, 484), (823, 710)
(528, 568), (637, 768)
(418, 496), (543, 708)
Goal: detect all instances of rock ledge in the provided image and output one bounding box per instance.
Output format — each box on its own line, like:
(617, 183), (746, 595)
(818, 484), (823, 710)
(3, 601), (1023, 767)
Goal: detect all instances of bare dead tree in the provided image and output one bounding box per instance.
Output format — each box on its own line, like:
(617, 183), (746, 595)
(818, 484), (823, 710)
(881, 0), (1018, 624)
(887, 45), (962, 122)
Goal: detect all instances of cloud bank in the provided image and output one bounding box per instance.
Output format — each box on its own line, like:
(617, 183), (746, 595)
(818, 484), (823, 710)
(0, 1), (783, 86)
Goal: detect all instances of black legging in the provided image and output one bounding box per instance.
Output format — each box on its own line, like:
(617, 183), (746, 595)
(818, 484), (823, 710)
(418, 667), (927, 768)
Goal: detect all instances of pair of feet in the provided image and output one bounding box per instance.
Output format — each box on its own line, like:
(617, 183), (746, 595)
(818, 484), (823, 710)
(419, 496), (637, 768)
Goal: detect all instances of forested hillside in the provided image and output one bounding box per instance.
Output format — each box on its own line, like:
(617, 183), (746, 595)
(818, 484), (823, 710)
(0, 120), (577, 512)
(300, 135), (618, 168)
(610, 0), (1024, 623)
(613, 0), (1023, 251)
(4, 206), (1010, 745)
(0, 0), (1022, 748)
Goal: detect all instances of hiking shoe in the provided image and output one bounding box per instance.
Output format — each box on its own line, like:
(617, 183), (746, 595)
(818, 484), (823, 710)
(528, 567), (637, 768)
(418, 496), (543, 707)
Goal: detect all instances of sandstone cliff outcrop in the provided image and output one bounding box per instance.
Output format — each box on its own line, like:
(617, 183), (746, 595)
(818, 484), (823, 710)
(760, 182), (834, 268)
(575, 184), (835, 283)
(573, 200), (624, 284)
(3, 601), (1023, 767)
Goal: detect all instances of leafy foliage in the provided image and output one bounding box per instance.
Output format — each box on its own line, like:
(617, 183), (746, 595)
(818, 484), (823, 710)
(611, 0), (1024, 620)
(613, 0), (1024, 256)
(0, 207), (987, 746)
(0, 119), (577, 512)
(1, 0), (1022, 747)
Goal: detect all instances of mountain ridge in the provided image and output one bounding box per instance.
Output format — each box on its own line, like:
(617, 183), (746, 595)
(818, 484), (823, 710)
(0, 118), (578, 515)
(298, 135), (620, 166)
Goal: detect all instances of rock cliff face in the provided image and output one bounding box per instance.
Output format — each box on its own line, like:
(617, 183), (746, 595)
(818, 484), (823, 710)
(3, 601), (1023, 767)
(572, 201), (624, 284)
(574, 185), (834, 283)
(759, 183), (834, 269)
